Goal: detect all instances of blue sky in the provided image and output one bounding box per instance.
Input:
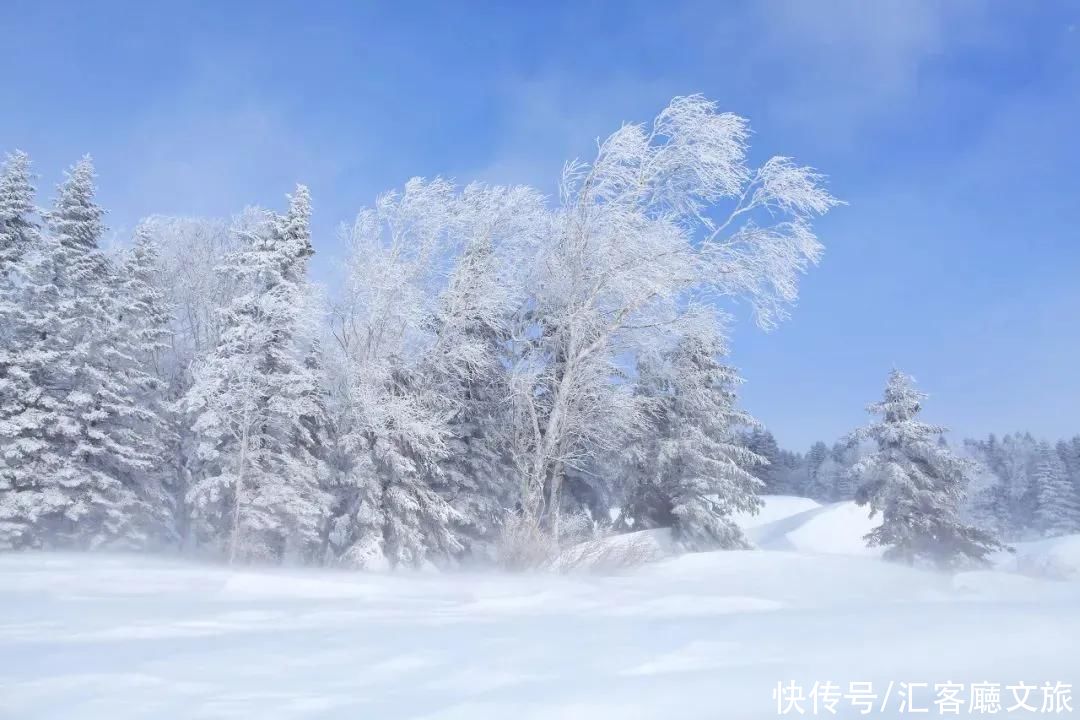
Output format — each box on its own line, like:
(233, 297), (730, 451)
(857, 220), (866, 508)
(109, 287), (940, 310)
(3, 0), (1077, 450)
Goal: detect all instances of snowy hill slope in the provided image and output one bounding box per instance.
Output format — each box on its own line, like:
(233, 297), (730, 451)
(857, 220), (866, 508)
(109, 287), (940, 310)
(555, 495), (827, 570)
(556, 496), (873, 570)
(748, 500), (883, 556)
(731, 494), (821, 530)
(2, 548), (1078, 720)
(743, 498), (1080, 579)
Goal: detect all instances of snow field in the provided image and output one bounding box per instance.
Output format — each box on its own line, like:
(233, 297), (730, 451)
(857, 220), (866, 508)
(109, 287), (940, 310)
(1, 496), (1077, 719)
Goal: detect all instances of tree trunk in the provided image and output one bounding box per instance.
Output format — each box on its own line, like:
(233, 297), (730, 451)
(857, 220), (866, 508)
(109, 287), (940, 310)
(228, 408), (251, 565)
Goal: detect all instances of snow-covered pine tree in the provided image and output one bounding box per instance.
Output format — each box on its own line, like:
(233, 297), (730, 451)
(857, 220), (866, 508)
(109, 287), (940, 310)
(744, 428), (783, 494)
(851, 370), (1003, 568)
(962, 434), (1019, 538)
(0, 151), (40, 355)
(427, 230), (517, 555)
(134, 215), (249, 545)
(621, 316), (764, 551)
(829, 440), (862, 500)
(1056, 437), (1080, 522)
(1, 157), (169, 549)
(185, 186), (330, 563)
(804, 441), (830, 500)
(962, 447), (1008, 538)
(326, 356), (463, 570)
(327, 180), (478, 569)
(1058, 437), (1080, 480)
(114, 229), (180, 540)
(0, 151), (38, 275)
(119, 230), (173, 382)
(0, 151), (43, 547)
(1033, 441), (1080, 537)
(293, 338), (336, 561)
(1007, 433), (1042, 535)
(812, 455), (843, 502)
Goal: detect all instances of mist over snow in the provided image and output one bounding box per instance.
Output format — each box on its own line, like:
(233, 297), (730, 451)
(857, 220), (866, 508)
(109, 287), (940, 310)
(2, 498), (1078, 719)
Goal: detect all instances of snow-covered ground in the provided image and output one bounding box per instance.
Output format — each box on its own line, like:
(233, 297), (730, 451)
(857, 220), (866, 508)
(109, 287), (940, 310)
(747, 496), (884, 556)
(1, 498), (1078, 719)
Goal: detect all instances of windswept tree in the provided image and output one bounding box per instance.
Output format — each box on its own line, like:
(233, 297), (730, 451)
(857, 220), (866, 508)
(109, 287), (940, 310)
(851, 370), (1003, 569)
(508, 94), (839, 543)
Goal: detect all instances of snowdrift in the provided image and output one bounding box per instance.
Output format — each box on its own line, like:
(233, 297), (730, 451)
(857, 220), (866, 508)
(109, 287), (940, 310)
(730, 494), (821, 530)
(556, 496), (875, 571)
(997, 533), (1080, 580)
(3, 499), (1075, 718)
(748, 500), (883, 556)
(551, 528), (678, 572)
(559, 497), (1080, 580)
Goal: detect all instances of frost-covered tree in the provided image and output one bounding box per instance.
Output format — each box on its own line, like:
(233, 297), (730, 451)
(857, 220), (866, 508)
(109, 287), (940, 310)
(744, 428), (784, 493)
(813, 455), (845, 502)
(0, 151), (42, 546)
(324, 181), (463, 568)
(425, 217), (523, 554)
(509, 95), (838, 542)
(829, 440), (864, 500)
(1056, 437), (1080, 515)
(133, 215), (247, 543)
(960, 452), (1006, 537)
(1033, 441), (1080, 537)
(804, 441), (831, 499)
(139, 215), (243, 390)
(851, 370), (1003, 569)
(4, 97), (841, 566)
(0, 151), (38, 274)
(327, 180), (543, 568)
(185, 187), (329, 563)
(964, 432), (1044, 539)
(115, 230), (179, 536)
(1002, 433), (1041, 535)
(0, 151), (40, 356)
(620, 315), (764, 550)
(1, 157), (169, 549)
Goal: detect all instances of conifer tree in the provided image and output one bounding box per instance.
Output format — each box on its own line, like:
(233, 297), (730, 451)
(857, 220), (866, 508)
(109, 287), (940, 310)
(745, 428), (784, 494)
(185, 186), (330, 563)
(804, 441), (830, 499)
(852, 370), (1003, 568)
(1, 157), (168, 548)
(115, 229), (180, 538)
(428, 231), (517, 554)
(1057, 437), (1080, 512)
(1033, 441), (1080, 537)
(0, 151), (42, 546)
(621, 320), (764, 550)
(0, 151), (38, 274)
